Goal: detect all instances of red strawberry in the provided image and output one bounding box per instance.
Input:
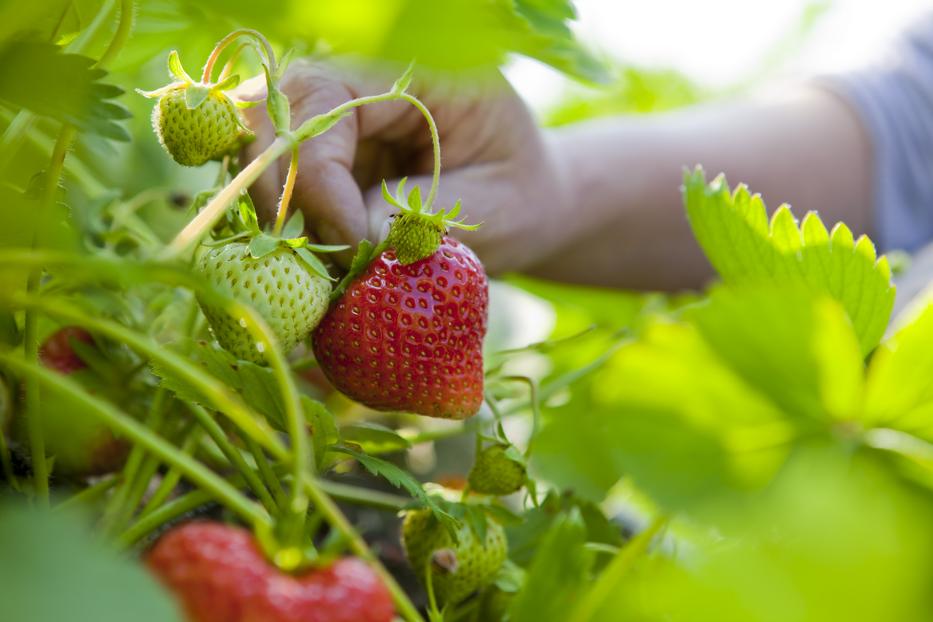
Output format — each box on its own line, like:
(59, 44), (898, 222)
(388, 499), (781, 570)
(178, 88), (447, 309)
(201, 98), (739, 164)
(38, 326), (94, 374)
(312, 236), (488, 419)
(146, 522), (395, 622)
(13, 327), (128, 476)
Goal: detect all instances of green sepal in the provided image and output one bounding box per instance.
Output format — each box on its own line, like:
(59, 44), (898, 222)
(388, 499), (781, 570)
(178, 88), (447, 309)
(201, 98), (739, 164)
(167, 50), (193, 83)
(391, 62), (415, 94)
(281, 209), (304, 239)
(293, 246), (334, 281)
(184, 84), (211, 110)
(294, 109), (353, 142)
(213, 73), (241, 91)
(330, 239), (384, 301)
(248, 233), (279, 259)
(237, 199), (261, 235)
(263, 64), (291, 135)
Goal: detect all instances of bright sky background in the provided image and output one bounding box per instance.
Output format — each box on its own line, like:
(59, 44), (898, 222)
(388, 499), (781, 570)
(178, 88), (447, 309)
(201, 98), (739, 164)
(506, 0), (931, 112)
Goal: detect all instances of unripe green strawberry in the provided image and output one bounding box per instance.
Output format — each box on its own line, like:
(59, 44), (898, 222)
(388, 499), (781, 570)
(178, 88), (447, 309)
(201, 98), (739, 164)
(401, 508), (507, 605)
(468, 444), (527, 496)
(153, 87), (242, 167)
(196, 243), (331, 364)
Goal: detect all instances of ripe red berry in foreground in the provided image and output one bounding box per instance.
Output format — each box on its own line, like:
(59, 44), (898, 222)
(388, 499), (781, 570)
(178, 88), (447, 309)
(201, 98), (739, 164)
(39, 326), (94, 374)
(147, 522), (394, 622)
(312, 237), (488, 419)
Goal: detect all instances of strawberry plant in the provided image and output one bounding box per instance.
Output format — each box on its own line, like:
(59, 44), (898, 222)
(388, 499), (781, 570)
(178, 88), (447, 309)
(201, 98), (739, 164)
(2, 3), (933, 622)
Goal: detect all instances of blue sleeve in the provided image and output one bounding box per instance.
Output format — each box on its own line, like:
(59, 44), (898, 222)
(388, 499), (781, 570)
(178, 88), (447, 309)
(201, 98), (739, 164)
(820, 13), (933, 252)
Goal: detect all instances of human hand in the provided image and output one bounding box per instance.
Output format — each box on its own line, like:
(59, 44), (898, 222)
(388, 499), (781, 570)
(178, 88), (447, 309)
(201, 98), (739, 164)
(239, 59), (569, 273)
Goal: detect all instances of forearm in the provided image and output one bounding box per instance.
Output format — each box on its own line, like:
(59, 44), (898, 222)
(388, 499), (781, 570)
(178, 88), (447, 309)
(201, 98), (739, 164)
(526, 87), (873, 291)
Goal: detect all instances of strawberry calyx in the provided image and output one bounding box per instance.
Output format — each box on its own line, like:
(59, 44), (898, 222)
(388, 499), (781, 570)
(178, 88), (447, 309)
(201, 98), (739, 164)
(202, 205), (347, 281)
(382, 178), (479, 265)
(136, 50), (247, 124)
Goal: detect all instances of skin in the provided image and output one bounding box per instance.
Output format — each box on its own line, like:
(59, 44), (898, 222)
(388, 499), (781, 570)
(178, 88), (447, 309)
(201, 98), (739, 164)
(242, 61), (872, 291)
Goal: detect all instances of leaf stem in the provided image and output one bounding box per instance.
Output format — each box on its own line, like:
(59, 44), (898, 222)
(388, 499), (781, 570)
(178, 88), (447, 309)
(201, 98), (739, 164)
(118, 489), (214, 548)
(138, 427), (203, 518)
(272, 145), (299, 236)
(95, 0), (135, 70)
(54, 475), (118, 513)
(245, 435), (288, 510)
(187, 402), (278, 514)
(299, 473), (424, 622)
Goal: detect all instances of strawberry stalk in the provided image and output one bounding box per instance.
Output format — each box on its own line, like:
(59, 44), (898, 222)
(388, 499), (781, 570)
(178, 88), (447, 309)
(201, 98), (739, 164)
(54, 474), (119, 513)
(185, 402), (279, 514)
(137, 428), (203, 517)
(101, 389), (169, 533)
(272, 145), (300, 236)
(201, 28), (277, 84)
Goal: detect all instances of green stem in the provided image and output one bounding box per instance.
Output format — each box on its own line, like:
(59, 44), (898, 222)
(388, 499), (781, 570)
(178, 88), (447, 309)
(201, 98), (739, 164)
(272, 145), (299, 236)
(118, 489), (214, 548)
(54, 475), (118, 513)
(500, 376), (541, 458)
(568, 516), (669, 622)
(0, 353), (270, 528)
(315, 480), (408, 512)
(299, 473), (423, 622)
(187, 403), (278, 514)
(162, 136), (292, 258)
(102, 390), (168, 532)
(399, 92), (441, 211)
(0, 418), (17, 490)
(4, 293), (286, 459)
(138, 427), (203, 518)
(24, 127), (76, 504)
(95, 0), (135, 70)
(245, 435), (288, 510)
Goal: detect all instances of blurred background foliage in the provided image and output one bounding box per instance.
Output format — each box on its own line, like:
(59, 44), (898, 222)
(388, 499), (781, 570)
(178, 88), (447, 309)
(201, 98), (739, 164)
(3, 1), (933, 621)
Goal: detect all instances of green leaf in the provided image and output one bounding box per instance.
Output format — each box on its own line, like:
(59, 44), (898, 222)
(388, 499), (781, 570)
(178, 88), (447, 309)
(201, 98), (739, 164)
(340, 422), (411, 453)
(332, 445), (454, 526)
(688, 287), (864, 422)
(683, 168), (895, 355)
(0, 41), (130, 141)
(0, 501), (181, 622)
(184, 84), (211, 109)
(864, 301), (933, 439)
(151, 340), (286, 429)
(248, 233), (279, 259)
(508, 507), (593, 622)
(293, 247), (333, 281)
